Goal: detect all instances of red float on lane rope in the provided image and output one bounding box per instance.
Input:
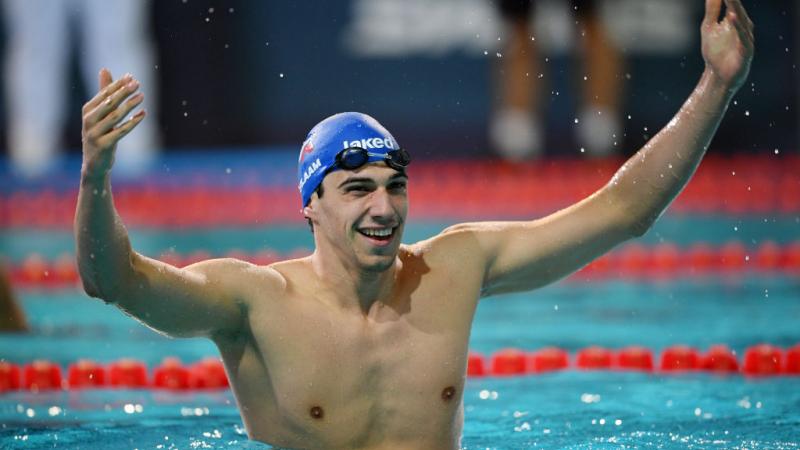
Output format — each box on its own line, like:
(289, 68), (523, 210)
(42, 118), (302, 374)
(743, 344), (783, 376)
(0, 362), (21, 393)
(109, 359), (148, 388)
(68, 359), (106, 388)
(616, 346), (654, 372)
(153, 357), (190, 390)
(660, 345), (700, 372)
(466, 353), (485, 377)
(188, 358), (229, 389)
(528, 347), (569, 373)
(490, 349), (526, 376)
(785, 345), (800, 374)
(576, 346), (613, 370)
(24, 360), (62, 391)
(700, 345), (739, 373)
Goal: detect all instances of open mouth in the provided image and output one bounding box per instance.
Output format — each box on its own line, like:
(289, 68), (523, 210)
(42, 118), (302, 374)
(357, 227), (397, 244)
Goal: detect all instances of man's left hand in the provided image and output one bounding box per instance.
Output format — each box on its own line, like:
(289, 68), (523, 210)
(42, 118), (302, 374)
(701, 0), (754, 93)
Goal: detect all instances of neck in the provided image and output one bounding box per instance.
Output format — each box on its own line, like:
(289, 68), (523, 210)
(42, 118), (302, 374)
(310, 248), (400, 315)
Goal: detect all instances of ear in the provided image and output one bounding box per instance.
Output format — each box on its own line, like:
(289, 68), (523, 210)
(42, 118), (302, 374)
(303, 199), (318, 222)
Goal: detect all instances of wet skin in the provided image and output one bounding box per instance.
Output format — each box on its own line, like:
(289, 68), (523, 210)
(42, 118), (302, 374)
(210, 164), (486, 448)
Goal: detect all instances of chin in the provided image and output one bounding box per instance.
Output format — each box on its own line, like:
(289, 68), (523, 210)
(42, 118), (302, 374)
(358, 253), (398, 273)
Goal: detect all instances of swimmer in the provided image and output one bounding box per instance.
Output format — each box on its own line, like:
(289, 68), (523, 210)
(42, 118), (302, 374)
(74, 0), (753, 448)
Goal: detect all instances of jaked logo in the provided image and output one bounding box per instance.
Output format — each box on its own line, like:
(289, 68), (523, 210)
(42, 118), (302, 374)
(342, 137), (395, 150)
(298, 158), (322, 189)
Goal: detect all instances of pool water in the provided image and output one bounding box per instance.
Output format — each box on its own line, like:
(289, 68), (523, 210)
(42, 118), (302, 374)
(2, 222), (800, 449)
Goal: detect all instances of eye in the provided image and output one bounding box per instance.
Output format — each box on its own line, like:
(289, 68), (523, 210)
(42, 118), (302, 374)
(388, 181), (407, 192)
(345, 185), (370, 193)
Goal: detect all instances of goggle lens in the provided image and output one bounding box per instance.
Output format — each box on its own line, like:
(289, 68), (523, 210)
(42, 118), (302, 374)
(336, 148), (411, 171)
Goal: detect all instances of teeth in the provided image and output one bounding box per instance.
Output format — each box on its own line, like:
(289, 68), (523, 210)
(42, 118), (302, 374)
(362, 228), (392, 237)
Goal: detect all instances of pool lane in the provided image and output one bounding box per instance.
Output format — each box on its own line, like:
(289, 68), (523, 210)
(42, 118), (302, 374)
(1, 215), (798, 262)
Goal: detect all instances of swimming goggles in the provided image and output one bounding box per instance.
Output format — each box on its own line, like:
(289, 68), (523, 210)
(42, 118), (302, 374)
(334, 147), (411, 172)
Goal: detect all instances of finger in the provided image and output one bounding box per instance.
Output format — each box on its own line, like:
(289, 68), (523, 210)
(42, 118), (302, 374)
(99, 68), (113, 90)
(96, 110), (146, 149)
(728, 10), (754, 51)
(85, 79), (140, 126)
(704, 0), (722, 25)
(94, 92), (145, 135)
(725, 0), (753, 28)
(83, 73), (133, 115)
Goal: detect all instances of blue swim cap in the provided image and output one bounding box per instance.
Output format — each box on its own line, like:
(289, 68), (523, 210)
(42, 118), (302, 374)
(297, 112), (401, 207)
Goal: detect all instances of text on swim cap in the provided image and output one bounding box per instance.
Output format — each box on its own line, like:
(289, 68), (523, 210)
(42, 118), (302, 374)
(299, 158), (322, 190)
(342, 137), (395, 150)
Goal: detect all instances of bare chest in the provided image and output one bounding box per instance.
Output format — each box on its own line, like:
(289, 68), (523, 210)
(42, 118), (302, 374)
(229, 295), (473, 448)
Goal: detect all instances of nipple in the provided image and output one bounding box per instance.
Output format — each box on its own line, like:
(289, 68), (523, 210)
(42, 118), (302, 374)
(441, 386), (456, 401)
(309, 406), (324, 419)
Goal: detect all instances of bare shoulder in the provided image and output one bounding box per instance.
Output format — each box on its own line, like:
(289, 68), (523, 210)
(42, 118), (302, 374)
(183, 257), (289, 305)
(186, 257), (285, 286)
(404, 222), (493, 270)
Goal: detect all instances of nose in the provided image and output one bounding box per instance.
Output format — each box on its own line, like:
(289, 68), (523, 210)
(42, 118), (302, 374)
(368, 188), (395, 223)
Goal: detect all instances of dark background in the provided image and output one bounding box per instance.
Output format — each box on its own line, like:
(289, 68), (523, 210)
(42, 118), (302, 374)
(0, 0), (796, 158)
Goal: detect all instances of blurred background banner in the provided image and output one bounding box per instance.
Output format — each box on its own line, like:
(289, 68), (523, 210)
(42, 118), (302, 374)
(0, 0), (796, 157)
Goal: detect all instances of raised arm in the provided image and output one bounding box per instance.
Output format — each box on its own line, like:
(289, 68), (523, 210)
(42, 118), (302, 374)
(75, 69), (253, 338)
(444, 0), (754, 296)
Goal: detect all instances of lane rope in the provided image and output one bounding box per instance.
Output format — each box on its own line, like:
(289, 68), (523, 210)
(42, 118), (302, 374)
(9, 241), (800, 288)
(3, 155), (799, 228)
(2, 344), (799, 394)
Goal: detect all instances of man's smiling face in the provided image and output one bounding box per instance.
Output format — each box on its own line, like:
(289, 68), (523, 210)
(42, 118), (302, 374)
(306, 163), (408, 273)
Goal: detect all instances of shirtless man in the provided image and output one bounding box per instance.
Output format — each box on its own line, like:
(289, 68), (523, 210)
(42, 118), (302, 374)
(75, 0), (753, 448)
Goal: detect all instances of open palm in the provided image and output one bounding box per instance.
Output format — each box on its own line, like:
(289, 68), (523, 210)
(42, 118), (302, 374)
(701, 0), (754, 92)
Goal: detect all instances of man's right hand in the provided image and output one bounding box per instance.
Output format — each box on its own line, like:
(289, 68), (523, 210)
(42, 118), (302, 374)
(81, 69), (146, 178)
